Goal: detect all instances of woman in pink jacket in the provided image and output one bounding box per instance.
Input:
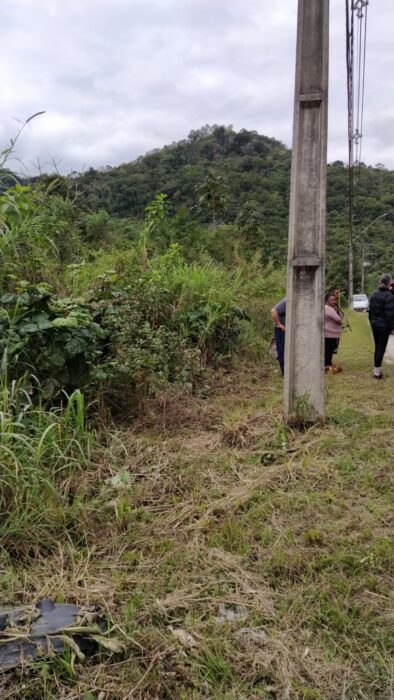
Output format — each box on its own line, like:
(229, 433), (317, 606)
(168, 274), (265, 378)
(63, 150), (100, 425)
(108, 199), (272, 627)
(324, 292), (343, 371)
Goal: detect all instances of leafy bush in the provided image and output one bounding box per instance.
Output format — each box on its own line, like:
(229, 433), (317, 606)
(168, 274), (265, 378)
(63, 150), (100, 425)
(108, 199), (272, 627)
(0, 282), (106, 398)
(0, 183), (81, 288)
(0, 176), (270, 415)
(83, 208), (112, 242)
(34, 194), (81, 265)
(168, 255), (249, 362)
(94, 246), (249, 410)
(97, 262), (201, 408)
(0, 249), (250, 409)
(0, 184), (42, 285)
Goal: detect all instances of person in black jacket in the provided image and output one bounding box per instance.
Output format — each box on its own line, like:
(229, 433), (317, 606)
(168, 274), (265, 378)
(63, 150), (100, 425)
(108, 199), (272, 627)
(368, 273), (394, 379)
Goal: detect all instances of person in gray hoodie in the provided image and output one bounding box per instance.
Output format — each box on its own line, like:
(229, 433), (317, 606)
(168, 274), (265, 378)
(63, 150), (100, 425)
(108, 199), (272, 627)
(368, 273), (394, 378)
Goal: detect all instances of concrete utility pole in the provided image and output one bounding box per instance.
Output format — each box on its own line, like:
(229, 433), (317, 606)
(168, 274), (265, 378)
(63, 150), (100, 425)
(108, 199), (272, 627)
(284, 0), (329, 422)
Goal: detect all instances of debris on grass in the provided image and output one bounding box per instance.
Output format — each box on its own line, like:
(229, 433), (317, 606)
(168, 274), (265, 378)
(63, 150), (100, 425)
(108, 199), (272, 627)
(214, 603), (249, 624)
(0, 599), (123, 671)
(170, 627), (199, 648)
(235, 626), (267, 644)
(105, 469), (132, 488)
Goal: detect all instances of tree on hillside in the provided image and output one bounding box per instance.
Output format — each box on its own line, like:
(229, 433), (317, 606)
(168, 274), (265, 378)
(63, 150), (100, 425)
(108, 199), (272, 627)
(235, 199), (264, 245)
(196, 172), (228, 227)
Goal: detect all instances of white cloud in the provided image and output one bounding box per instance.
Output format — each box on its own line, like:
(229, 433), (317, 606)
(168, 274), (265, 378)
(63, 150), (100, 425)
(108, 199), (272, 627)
(1, 0), (393, 174)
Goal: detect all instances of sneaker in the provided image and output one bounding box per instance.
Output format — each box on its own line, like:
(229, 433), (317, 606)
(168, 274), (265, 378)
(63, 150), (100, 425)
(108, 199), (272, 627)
(373, 373), (383, 379)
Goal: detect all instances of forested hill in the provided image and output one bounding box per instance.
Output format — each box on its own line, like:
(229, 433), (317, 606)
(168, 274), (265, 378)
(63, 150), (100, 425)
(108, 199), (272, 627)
(75, 124), (394, 288)
(77, 125), (292, 221)
(3, 124), (391, 289)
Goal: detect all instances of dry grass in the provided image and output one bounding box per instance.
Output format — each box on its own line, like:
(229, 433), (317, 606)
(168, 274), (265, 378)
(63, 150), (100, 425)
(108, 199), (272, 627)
(1, 313), (393, 699)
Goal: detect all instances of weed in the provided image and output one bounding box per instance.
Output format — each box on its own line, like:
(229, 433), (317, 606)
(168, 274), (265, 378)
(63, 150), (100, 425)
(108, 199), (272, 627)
(196, 645), (235, 689)
(114, 497), (133, 530)
(292, 391), (315, 426)
(303, 528), (325, 546)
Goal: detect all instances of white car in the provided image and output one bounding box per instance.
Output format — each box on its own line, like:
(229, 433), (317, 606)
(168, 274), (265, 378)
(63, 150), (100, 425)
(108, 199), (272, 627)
(352, 293), (369, 311)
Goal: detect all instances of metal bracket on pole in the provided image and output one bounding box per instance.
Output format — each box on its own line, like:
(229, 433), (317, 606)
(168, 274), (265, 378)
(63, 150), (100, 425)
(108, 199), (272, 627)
(352, 0), (368, 19)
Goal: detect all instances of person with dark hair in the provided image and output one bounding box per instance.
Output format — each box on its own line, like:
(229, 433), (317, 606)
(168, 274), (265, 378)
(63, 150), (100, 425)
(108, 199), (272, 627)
(270, 297), (286, 376)
(328, 286), (341, 305)
(326, 286), (344, 354)
(368, 273), (394, 379)
(324, 292), (343, 372)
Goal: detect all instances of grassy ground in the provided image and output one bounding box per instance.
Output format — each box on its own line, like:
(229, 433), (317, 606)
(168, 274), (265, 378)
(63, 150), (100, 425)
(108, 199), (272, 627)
(1, 312), (393, 700)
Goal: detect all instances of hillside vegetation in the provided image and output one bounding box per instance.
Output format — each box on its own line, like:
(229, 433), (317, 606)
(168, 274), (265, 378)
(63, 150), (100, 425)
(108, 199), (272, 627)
(0, 125), (393, 699)
(75, 125), (394, 293)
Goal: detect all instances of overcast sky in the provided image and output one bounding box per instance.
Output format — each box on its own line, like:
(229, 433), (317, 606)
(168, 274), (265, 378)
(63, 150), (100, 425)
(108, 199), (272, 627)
(1, 0), (393, 175)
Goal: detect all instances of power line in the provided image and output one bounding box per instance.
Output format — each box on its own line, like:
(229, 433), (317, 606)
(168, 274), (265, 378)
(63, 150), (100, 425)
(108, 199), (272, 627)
(345, 0), (354, 301)
(354, 1), (368, 181)
(345, 0), (369, 301)
(346, 1), (369, 193)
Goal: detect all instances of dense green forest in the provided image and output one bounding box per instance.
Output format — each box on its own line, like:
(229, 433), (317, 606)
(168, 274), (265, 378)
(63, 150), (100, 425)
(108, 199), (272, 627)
(2, 124), (394, 294)
(73, 124), (394, 291)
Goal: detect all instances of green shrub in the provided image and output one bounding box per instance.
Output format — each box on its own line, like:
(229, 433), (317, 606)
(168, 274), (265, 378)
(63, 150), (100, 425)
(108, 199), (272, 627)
(0, 183), (82, 288)
(83, 208), (112, 242)
(0, 282), (106, 398)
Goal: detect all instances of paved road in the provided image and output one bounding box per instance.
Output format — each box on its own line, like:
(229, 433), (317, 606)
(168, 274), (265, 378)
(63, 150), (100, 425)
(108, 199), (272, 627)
(383, 333), (394, 365)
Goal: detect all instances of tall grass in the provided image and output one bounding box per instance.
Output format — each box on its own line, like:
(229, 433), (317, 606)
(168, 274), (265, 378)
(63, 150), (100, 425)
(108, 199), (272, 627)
(0, 375), (93, 555)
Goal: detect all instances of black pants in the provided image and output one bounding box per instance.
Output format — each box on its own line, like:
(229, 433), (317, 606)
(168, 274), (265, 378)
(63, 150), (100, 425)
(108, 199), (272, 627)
(324, 337), (338, 367)
(274, 327), (285, 376)
(371, 327), (390, 368)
